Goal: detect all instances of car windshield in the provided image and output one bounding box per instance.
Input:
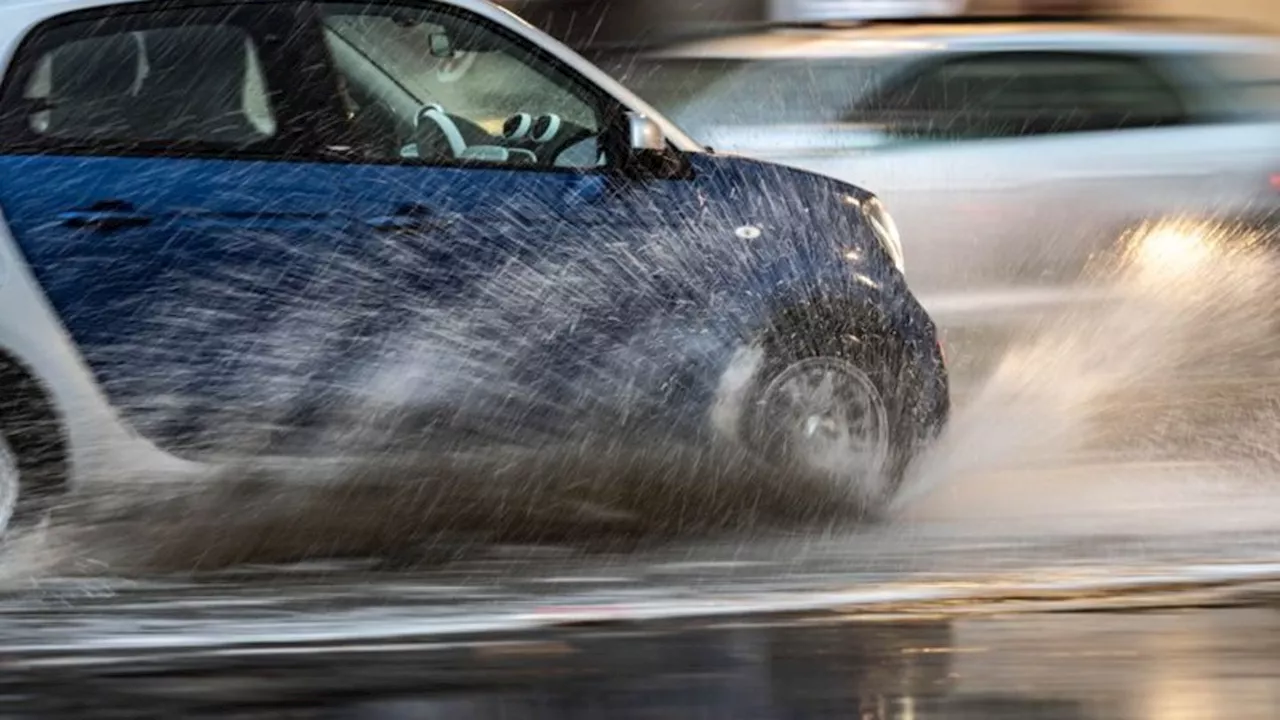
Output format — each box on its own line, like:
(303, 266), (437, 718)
(600, 56), (909, 140)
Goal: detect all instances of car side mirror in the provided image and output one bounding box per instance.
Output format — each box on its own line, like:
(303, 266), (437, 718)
(623, 112), (691, 180)
(628, 112), (666, 152)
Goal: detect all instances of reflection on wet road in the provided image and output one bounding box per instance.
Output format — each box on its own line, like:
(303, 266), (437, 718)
(8, 602), (1280, 718)
(3, 444), (1280, 718)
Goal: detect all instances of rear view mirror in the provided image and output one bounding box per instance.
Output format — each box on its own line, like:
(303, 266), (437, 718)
(428, 32), (453, 58)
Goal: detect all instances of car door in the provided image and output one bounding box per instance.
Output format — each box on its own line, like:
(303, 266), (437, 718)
(0, 2), (364, 455)
(294, 1), (706, 432)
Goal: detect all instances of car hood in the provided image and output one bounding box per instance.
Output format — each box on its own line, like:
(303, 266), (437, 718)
(688, 149), (876, 202)
(678, 150), (894, 272)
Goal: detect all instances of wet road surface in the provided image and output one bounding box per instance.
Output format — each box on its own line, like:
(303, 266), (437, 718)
(7, 593), (1280, 718)
(4, 411), (1280, 717)
(4, 471), (1280, 719)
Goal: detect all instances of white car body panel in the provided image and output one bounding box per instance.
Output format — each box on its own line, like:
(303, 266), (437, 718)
(0, 204), (203, 490)
(767, 0), (966, 23)
(647, 24), (1280, 60)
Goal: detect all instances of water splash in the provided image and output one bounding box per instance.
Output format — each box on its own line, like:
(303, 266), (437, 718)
(898, 216), (1280, 516)
(6, 217), (1280, 579)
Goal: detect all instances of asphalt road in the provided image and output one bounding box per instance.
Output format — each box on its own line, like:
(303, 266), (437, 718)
(7, 594), (1280, 718)
(3, 450), (1280, 717)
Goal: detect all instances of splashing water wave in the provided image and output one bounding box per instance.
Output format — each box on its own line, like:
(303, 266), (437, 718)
(898, 216), (1280, 527)
(5, 217), (1280, 578)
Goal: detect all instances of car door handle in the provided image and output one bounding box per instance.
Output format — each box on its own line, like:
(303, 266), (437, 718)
(59, 200), (152, 231)
(366, 204), (453, 234)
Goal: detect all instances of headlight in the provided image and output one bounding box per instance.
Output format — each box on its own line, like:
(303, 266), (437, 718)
(1128, 223), (1214, 277)
(857, 195), (905, 274)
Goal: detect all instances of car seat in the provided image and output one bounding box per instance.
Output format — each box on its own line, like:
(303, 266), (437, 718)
(127, 26), (268, 147)
(41, 34), (143, 139)
(415, 104), (536, 165)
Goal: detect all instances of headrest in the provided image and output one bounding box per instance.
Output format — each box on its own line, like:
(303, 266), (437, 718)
(138, 26), (249, 99)
(49, 34), (142, 101)
(129, 26), (259, 143)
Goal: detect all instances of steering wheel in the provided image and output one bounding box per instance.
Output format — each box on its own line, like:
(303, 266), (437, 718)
(414, 104), (505, 161)
(544, 125), (600, 168)
(413, 104), (467, 161)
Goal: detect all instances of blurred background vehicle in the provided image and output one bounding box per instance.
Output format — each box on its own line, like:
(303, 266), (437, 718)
(585, 17), (1280, 323)
(499, 0), (1278, 52)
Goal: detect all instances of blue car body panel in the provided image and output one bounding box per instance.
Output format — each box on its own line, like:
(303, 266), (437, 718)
(0, 150), (940, 456)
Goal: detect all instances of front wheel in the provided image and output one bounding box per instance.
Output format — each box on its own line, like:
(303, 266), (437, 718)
(753, 356), (893, 498)
(735, 303), (946, 516)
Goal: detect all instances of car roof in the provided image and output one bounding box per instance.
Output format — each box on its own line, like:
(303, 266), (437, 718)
(642, 19), (1280, 61)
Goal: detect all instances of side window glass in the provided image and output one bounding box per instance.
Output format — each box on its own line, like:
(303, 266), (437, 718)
(856, 52), (1187, 140)
(319, 3), (607, 169)
(1198, 50), (1280, 120)
(21, 22), (277, 148)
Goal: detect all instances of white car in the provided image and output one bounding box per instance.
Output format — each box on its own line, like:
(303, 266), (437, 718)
(593, 19), (1280, 320)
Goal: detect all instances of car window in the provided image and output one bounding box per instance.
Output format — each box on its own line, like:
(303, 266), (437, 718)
(19, 22), (276, 148)
(1194, 49), (1280, 119)
(854, 52), (1188, 139)
(319, 3), (607, 169)
(600, 56), (906, 141)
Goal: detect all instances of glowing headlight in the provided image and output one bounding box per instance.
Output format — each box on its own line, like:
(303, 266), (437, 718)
(1129, 225), (1213, 277)
(855, 195), (905, 274)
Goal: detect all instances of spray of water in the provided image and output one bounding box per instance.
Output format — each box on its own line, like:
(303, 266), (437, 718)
(897, 216), (1280, 530)
(0, 209), (893, 575)
(5, 216), (1280, 579)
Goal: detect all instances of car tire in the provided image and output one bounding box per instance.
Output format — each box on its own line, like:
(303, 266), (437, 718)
(741, 300), (942, 517)
(0, 362), (67, 533)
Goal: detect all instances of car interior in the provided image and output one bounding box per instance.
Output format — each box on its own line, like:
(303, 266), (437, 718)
(29, 25), (277, 147)
(321, 13), (607, 169)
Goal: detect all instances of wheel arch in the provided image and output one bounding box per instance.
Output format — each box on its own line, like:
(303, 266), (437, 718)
(752, 292), (949, 449)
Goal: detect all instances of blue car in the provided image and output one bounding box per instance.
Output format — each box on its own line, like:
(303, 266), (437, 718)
(0, 0), (948, 530)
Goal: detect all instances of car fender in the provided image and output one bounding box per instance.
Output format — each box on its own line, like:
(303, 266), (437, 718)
(0, 209), (201, 486)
